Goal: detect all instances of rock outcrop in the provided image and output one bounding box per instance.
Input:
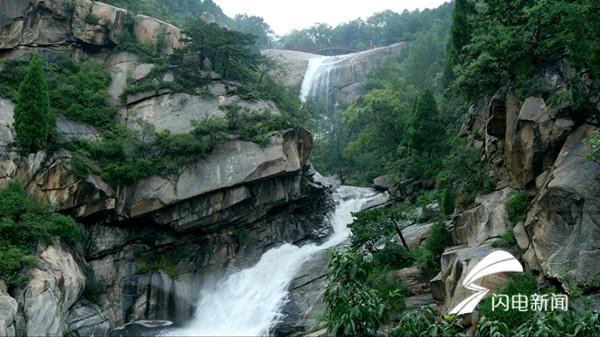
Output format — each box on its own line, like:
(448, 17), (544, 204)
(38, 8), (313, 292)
(19, 243), (87, 337)
(263, 49), (320, 89)
(435, 60), (600, 311)
(525, 124), (600, 287)
(0, 0), (179, 52)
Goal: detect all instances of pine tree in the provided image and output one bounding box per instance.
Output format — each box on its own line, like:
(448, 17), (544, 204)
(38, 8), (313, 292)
(404, 90), (445, 158)
(14, 54), (55, 152)
(443, 0), (474, 84)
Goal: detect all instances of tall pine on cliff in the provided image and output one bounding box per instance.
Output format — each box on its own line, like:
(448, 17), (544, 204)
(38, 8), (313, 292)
(14, 55), (55, 152)
(443, 0), (473, 84)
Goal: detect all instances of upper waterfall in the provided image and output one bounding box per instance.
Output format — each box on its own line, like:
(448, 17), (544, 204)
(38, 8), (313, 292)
(296, 43), (406, 110)
(300, 54), (352, 110)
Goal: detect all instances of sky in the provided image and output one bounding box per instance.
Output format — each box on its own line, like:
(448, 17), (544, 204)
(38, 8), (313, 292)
(213, 0), (450, 35)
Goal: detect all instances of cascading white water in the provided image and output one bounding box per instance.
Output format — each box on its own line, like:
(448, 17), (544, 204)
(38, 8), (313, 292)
(167, 186), (379, 337)
(300, 54), (352, 109)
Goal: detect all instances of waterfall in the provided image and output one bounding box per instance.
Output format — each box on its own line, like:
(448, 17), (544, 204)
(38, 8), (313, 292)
(166, 186), (379, 336)
(300, 54), (352, 110)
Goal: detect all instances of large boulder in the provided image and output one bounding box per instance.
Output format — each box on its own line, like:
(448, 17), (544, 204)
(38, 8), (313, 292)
(525, 124), (600, 288)
(120, 128), (312, 223)
(21, 151), (116, 218)
(431, 244), (514, 310)
(450, 187), (513, 247)
(262, 49), (321, 88)
(20, 243), (86, 337)
(124, 92), (280, 134)
(505, 97), (574, 188)
(66, 301), (111, 337)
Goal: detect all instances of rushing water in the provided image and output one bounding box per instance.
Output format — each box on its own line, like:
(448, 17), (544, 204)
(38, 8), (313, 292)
(300, 54), (352, 110)
(161, 186), (380, 336)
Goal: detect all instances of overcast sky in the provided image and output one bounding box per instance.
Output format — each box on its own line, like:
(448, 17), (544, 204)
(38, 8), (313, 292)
(213, 0), (450, 35)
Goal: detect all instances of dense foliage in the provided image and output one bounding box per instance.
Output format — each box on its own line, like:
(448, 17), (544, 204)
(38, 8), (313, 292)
(71, 109), (292, 186)
(506, 191), (530, 223)
(281, 4), (453, 55)
(1, 56), (116, 130)
(324, 251), (385, 337)
(13, 55), (55, 153)
(448, 0), (600, 109)
(0, 182), (81, 288)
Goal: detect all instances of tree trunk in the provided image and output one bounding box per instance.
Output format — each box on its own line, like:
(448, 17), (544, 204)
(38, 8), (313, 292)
(393, 220), (410, 251)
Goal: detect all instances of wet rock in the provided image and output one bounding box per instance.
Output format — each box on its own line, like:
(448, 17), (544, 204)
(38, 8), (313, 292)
(373, 174), (394, 191)
(272, 252), (329, 337)
(66, 301), (111, 337)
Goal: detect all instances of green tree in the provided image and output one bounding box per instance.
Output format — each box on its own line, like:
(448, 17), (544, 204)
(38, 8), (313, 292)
(404, 90), (445, 158)
(443, 0), (474, 83)
(324, 251), (385, 337)
(14, 55), (55, 152)
(231, 14), (273, 49)
(178, 18), (260, 80)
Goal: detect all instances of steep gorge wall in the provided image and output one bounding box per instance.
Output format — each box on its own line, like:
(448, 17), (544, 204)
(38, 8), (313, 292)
(0, 1), (332, 336)
(429, 61), (600, 311)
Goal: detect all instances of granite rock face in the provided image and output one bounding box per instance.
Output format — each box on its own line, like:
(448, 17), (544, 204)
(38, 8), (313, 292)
(20, 243), (86, 337)
(525, 125), (600, 287)
(0, 0), (179, 52)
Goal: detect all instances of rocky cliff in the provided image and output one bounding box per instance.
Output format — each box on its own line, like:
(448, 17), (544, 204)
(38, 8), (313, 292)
(0, 1), (331, 336)
(428, 61), (600, 312)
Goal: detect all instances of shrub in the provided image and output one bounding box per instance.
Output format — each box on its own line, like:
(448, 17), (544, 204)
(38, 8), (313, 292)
(136, 249), (179, 279)
(83, 281), (106, 305)
(324, 251), (385, 337)
(424, 220), (452, 263)
(506, 191), (529, 223)
(479, 273), (540, 328)
(367, 269), (408, 320)
(0, 181), (81, 288)
(373, 242), (413, 270)
(388, 308), (437, 337)
(440, 186), (456, 216)
(492, 231), (517, 248)
(588, 131), (600, 162)
(348, 207), (404, 250)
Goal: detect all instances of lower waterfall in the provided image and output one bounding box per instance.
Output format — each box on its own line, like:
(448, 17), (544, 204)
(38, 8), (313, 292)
(167, 186), (380, 336)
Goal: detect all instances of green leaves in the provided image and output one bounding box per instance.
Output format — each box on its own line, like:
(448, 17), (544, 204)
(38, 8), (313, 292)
(506, 191), (530, 223)
(324, 250), (385, 337)
(0, 181), (81, 288)
(14, 54), (54, 153)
